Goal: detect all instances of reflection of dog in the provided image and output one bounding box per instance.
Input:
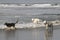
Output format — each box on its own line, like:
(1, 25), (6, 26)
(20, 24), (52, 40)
(32, 18), (42, 24)
(4, 19), (19, 28)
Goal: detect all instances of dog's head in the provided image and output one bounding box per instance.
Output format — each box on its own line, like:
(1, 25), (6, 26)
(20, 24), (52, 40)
(4, 23), (7, 25)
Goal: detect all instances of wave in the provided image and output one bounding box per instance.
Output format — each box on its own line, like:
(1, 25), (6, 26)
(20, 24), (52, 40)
(0, 23), (45, 29)
(0, 21), (60, 29)
(42, 14), (60, 15)
(0, 3), (60, 8)
(0, 19), (60, 29)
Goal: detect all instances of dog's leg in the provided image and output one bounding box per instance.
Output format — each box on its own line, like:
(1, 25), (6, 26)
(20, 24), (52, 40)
(5, 27), (11, 31)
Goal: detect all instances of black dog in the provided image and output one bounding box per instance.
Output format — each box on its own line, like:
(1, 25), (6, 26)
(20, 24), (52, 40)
(4, 19), (19, 28)
(4, 23), (16, 27)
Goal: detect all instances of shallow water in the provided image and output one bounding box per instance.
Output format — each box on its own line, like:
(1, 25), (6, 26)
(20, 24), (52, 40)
(0, 26), (60, 40)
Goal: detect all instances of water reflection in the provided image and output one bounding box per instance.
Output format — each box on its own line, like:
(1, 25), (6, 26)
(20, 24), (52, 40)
(5, 30), (16, 40)
(45, 29), (53, 40)
(32, 28), (45, 40)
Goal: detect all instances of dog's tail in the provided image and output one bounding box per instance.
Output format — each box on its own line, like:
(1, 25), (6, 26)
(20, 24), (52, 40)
(15, 18), (19, 24)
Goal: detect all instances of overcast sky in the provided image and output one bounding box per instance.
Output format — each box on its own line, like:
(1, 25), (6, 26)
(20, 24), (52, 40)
(0, 0), (60, 4)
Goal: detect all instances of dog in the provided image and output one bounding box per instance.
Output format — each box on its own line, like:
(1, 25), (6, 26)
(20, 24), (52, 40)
(4, 19), (19, 29)
(43, 20), (53, 30)
(4, 23), (16, 27)
(32, 18), (42, 24)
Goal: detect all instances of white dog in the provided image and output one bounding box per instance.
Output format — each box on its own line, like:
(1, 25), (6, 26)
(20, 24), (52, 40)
(32, 18), (42, 24)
